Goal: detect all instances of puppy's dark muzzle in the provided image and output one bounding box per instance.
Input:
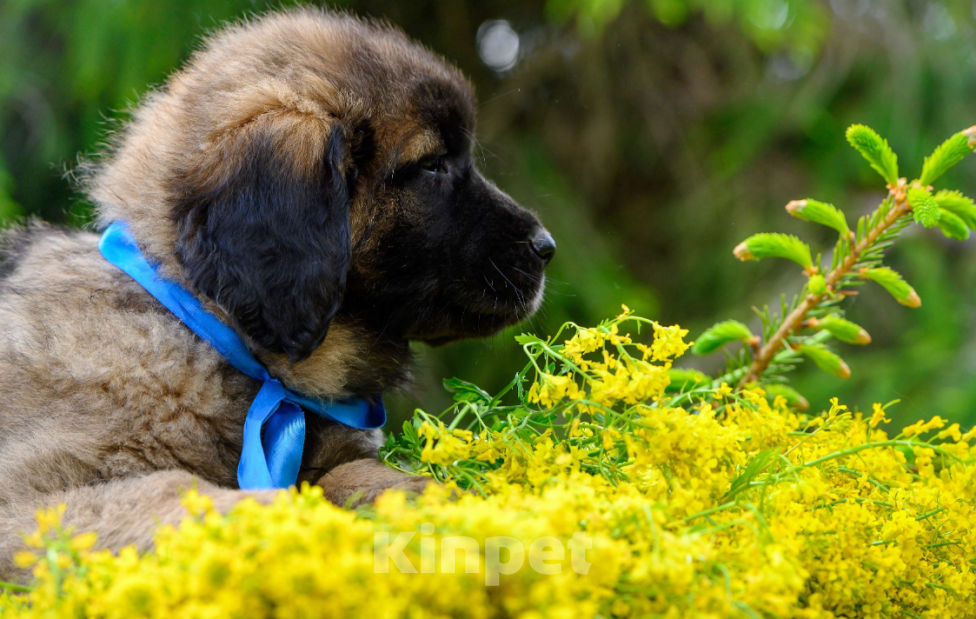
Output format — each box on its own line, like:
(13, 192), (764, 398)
(530, 229), (556, 265)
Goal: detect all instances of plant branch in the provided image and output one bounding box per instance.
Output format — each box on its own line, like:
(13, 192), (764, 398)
(738, 184), (912, 388)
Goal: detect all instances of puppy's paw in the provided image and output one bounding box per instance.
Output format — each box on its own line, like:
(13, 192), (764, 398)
(316, 458), (432, 508)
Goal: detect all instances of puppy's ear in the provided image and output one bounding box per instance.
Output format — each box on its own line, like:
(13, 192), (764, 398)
(173, 113), (352, 362)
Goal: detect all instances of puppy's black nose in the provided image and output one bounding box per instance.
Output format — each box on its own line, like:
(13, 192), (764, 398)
(530, 229), (556, 265)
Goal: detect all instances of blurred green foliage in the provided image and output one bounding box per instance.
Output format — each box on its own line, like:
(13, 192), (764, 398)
(2, 0), (975, 429)
(548, 0), (828, 54)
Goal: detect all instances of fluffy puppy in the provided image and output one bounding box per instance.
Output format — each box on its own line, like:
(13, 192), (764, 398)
(0, 8), (554, 580)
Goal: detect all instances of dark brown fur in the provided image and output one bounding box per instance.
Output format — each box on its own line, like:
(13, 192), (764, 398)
(0, 9), (553, 582)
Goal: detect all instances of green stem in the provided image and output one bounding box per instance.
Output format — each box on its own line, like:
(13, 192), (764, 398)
(683, 501), (738, 522)
(0, 580), (32, 593)
(800, 440), (961, 468)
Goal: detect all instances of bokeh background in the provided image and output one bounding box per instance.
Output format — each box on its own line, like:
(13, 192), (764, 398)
(2, 0), (975, 429)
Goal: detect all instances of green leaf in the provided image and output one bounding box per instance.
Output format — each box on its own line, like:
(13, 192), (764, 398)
(816, 315), (871, 345)
(725, 449), (779, 501)
(808, 274), (826, 295)
(920, 131), (975, 186)
(934, 190), (976, 229)
(786, 199), (849, 236)
(907, 187), (941, 228)
(734, 233), (813, 268)
(666, 368), (710, 392)
(763, 384), (809, 410)
(937, 209), (970, 241)
(691, 320), (754, 355)
(402, 420), (418, 440)
(797, 344), (851, 379)
(845, 124), (899, 185)
(443, 377), (492, 404)
(860, 267), (921, 308)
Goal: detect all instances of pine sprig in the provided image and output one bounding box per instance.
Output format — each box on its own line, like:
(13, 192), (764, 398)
(907, 187), (941, 228)
(846, 124), (899, 185)
(798, 343), (851, 379)
(920, 131), (975, 186)
(860, 267), (921, 307)
(734, 233), (813, 269)
(737, 192), (913, 386)
(692, 320), (754, 355)
(786, 199), (850, 236)
(935, 190), (976, 229)
(690, 124), (976, 392)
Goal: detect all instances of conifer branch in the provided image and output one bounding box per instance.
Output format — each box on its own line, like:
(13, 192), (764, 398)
(737, 182), (912, 387)
(689, 125), (976, 397)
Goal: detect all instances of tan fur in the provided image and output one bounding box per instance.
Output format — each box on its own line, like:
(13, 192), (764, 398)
(0, 471), (280, 581)
(399, 130), (446, 162)
(0, 9), (481, 583)
(317, 459), (431, 507)
(87, 9), (468, 284)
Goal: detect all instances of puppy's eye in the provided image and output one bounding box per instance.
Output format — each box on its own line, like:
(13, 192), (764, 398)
(418, 154), (446, 174)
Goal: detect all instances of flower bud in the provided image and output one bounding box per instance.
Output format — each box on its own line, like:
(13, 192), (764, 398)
(817, 315), (871, 345)
(903, 289), (922, 308)
(786, 199), (850, 236)
(733, 233), (813, 268)
(785, 199), (806, 215)
(733, 242), (755, 261)
(798, 344), (851, 379)
(860, 267), (921, 308)
(964, 125), (976, 149)
(692, 320), (754, 355)
(808, 274), (826, 296)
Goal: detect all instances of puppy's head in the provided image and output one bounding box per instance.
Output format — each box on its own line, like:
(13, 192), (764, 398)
(89, 9), (553, 363)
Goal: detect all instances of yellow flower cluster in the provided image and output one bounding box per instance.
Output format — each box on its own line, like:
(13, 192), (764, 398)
(3, 313), (976, 618)
(418, 421), (474, 466)
(527, 306), (688, 412)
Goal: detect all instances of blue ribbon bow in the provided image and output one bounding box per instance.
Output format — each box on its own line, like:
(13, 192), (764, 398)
(99, 221), (385, 490)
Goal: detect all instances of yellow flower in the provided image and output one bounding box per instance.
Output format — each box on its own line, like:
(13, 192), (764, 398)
(12, 551), (37, 569)
(868, 403), (890, 428)
(181, 488), (216, 516)
(715, 382), (733, 399)
(418, 420), (474, 466)
(903, 415), (947, 437)
(33, 504), (65, 535)
(562, 327), (605, 360)
(649, 323), (691, 362)
(938, 423), (962, 441)
(69, 531), (98, 553)
(527, 372), (582, 408)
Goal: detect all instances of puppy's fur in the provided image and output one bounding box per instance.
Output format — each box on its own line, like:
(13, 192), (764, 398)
(0, 9), (551, 581)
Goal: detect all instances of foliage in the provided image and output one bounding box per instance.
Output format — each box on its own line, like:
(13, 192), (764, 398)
(689, 125), (976, 394)
(4, 310), (976, 617)
(0, 0), (301, 223)
(545, 0), (828, 54)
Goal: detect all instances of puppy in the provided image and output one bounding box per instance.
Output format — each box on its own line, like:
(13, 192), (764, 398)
(0, 8), (554, 580)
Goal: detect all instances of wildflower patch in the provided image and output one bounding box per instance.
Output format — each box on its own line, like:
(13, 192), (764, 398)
(1, 309), (975, 618)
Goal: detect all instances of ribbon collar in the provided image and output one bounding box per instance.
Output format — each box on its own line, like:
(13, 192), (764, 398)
(99, 221), (385, 490)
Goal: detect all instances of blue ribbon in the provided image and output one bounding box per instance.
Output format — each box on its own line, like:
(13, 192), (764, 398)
(98, 221), (385, 490)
